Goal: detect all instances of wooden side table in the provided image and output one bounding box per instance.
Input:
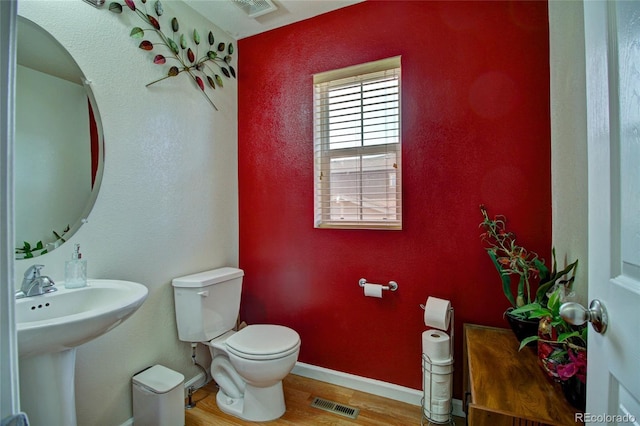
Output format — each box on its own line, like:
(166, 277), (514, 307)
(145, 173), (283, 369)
(463, 324), (583, 426)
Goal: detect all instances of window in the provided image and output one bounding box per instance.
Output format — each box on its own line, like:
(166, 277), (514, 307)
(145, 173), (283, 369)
(313, 57), (401, 229)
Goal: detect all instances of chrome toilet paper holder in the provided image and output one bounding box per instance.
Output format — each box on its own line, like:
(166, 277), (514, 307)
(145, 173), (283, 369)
(358, 278), (398, 292)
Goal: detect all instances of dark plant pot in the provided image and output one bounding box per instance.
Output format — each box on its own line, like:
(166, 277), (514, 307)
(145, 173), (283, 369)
(561, 376), (586, 411)
(504, 309), (539, 348)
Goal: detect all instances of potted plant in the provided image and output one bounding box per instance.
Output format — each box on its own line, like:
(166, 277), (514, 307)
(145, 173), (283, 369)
(512, 286), (587, 410)
(479, 205), (585, 409)
(479, 205), (578, 343)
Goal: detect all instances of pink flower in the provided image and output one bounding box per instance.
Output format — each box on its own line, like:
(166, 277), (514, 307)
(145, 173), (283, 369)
(557, 362), (578, 380)
(557, 349), (587, 383)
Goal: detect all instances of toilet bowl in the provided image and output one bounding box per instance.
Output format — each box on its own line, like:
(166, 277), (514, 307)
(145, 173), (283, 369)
(172, 267), (301, 422)
(207, 325), (301, 421)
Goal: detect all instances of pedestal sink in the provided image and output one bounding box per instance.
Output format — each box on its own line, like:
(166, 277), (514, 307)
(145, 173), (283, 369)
(16, 279), (148, 426)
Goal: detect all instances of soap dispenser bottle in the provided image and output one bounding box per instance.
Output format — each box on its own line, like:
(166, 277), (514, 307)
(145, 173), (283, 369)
(65, 243), (87, 288)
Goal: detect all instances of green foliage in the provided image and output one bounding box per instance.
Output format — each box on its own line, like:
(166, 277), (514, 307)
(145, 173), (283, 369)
(479, 205), (579, 321)
(535, 249), (579, 307)
(508, 249), (578, 321)
(15, 240), (47, 259)
(479, 205), (544, 310)
(513, 285), (586, 351)
(15, 226), (69, 259)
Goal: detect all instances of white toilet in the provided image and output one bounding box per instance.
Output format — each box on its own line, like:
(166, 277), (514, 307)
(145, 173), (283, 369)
(172, 267), (300, 422)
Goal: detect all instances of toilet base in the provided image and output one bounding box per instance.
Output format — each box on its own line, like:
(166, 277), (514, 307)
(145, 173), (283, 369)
(216, 381), (286, 421)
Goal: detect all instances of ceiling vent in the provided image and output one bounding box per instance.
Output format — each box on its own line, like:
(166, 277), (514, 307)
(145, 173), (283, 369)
(232, 0), (278, 18)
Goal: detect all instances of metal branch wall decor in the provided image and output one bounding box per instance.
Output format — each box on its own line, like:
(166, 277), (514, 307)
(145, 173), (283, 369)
(109, 0), (236, 110)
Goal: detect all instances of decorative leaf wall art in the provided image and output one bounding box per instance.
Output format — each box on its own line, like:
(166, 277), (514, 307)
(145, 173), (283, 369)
(109, 0), (236, 110)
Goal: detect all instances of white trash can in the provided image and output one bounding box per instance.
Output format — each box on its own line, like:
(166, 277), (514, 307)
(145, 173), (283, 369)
(132, 364), (185, 426)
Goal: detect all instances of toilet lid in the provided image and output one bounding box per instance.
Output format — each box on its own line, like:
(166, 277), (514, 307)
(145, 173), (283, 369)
(225, 325), (300, 359)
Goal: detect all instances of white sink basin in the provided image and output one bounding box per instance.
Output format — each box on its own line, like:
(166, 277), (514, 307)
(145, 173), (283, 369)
(16, 279), (148, 357)
(16, 278), (148, 426)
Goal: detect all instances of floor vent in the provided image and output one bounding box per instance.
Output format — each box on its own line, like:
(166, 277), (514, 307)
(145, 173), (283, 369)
(310, 396), (360, 419)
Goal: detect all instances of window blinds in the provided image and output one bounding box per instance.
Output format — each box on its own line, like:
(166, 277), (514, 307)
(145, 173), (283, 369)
(314, 57), (401, 229)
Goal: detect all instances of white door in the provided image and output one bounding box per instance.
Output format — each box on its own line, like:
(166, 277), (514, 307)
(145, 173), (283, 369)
(584, 1), (640, 423)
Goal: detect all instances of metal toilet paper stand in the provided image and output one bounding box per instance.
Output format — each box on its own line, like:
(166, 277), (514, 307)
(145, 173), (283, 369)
(421, 307), (454, 426)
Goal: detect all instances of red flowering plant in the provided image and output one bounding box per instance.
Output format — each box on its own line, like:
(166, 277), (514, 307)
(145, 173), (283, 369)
(480, 205), (585, 385)
(479, 205), (578, 320)
(515, 285), (587, 384)
(479, 205), (547, 315)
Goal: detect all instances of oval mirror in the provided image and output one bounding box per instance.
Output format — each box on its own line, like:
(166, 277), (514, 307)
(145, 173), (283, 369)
(15, 16), (104, 259)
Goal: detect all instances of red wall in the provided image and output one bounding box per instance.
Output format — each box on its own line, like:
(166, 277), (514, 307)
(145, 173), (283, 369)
(238, 0), (551, 396)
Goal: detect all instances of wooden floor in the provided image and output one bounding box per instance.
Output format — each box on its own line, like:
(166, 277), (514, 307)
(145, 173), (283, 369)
(185, 374), (464, 426)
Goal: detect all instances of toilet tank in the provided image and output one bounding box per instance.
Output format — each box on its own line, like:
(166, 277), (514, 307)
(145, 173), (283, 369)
(172, 267), (244, 342)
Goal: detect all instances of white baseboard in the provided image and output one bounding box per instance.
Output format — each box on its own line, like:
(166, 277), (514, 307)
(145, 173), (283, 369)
(291, 361), (465, 418)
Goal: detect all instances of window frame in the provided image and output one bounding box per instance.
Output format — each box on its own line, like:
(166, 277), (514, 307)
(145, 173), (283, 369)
(313, 56), (402, 230)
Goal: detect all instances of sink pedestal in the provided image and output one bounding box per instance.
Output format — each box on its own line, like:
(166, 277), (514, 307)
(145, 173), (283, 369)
(20, 349), (77, 426)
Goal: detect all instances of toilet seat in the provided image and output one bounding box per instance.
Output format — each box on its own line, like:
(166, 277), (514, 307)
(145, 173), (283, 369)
(226, 324), (300, 361)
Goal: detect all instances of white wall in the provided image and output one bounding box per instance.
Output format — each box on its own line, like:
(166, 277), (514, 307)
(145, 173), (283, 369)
(16, 1), (238, 424)
(549, 0), (589, 303)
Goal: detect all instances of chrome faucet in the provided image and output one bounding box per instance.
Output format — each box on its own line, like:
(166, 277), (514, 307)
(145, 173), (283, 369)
(16, 265), (57, 299)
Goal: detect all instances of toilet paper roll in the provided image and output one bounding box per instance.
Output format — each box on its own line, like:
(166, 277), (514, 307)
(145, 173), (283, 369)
(423, 358), (453, 395)
(423, 398), (452, 423)
(363, 283), (383, 298)
(423, 296), (451, 330)
(423, 368), (452, 399)
(423, 358), (453, 423)
(422, 330), (451, 361)
(432, 398), (451, 413)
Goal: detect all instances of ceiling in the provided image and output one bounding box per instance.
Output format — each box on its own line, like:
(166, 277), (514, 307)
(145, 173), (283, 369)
(183, 0), (364, 40)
